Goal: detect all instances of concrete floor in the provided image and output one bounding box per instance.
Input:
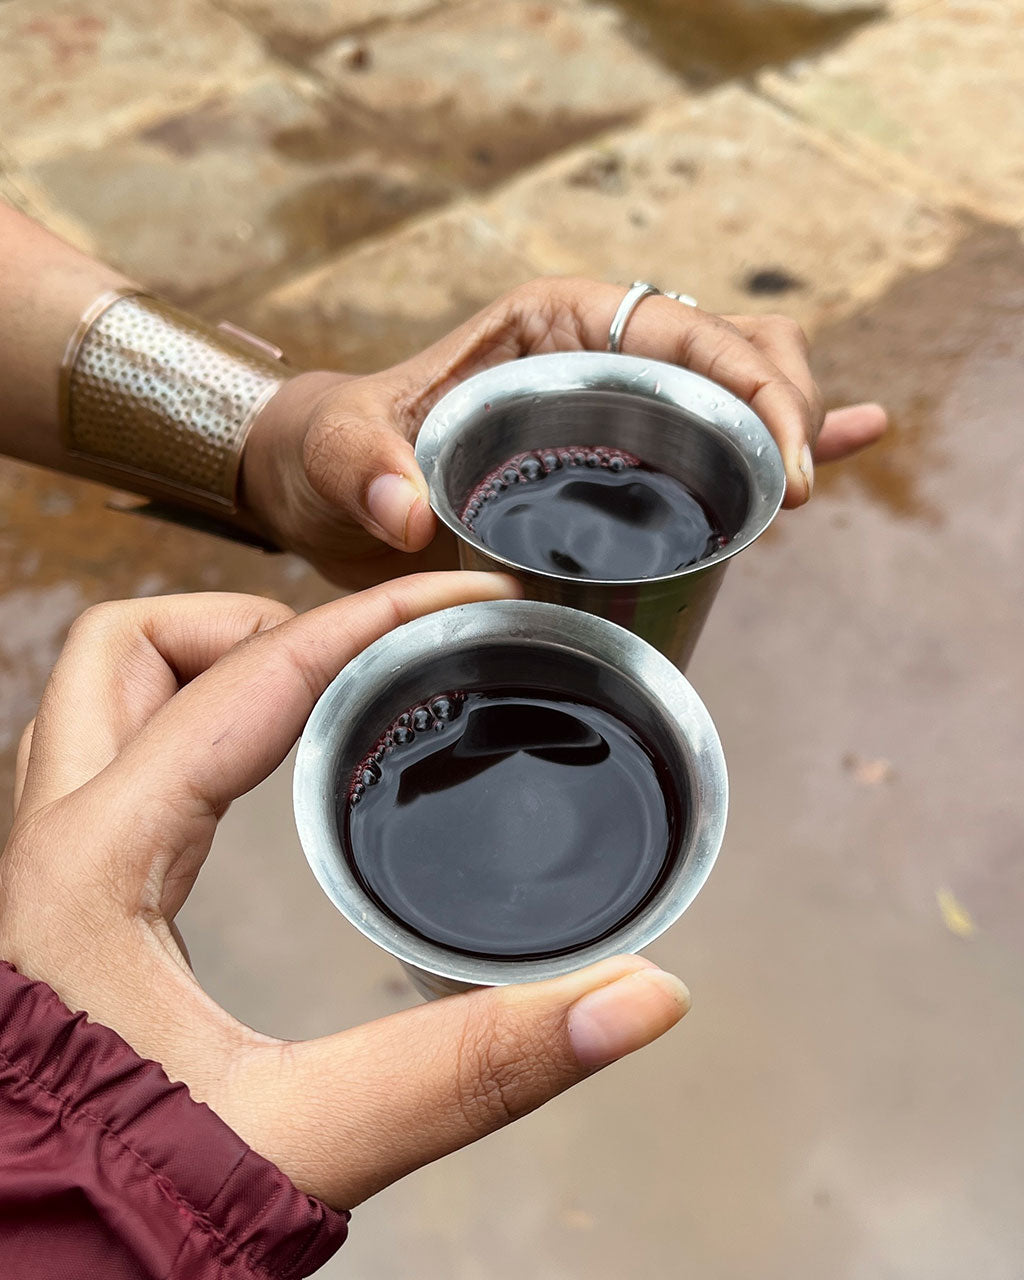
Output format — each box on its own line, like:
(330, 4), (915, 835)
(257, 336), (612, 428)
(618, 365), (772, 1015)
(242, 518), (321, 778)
(1, 1), (1023, 1276)
(178, 226), (1024, 1279)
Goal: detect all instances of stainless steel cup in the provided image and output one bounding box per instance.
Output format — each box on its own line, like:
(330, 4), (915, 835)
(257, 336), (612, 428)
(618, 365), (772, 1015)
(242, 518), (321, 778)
(293, 599), (727, 1000)
(415, 352), (786, 669)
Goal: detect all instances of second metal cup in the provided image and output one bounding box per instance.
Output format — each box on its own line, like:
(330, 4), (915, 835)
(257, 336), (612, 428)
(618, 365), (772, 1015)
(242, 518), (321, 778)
(415, 351), (786, 669)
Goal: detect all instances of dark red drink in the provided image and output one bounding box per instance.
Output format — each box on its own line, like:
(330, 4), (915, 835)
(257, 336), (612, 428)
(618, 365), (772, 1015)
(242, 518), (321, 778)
(460, 447), (727, 579)
(341, 689), (680, 959)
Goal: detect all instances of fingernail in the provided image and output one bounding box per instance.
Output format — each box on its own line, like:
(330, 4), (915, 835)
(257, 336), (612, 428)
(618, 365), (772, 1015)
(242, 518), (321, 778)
(568, 969), (691, 1070)
(367, 473), (422, 544)
(798, 443), (814, 498)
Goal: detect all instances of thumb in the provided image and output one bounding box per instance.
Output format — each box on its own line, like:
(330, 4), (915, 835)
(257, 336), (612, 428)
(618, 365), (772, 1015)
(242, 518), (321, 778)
(303, 386), (435, 552)
(228, 955), (690, 1209)
(814, 401), (888, 464)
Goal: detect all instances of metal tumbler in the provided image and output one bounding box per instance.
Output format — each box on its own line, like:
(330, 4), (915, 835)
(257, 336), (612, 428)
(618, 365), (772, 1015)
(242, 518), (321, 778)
(293, 599), (727, 1000)
(415, 352), (786, 669)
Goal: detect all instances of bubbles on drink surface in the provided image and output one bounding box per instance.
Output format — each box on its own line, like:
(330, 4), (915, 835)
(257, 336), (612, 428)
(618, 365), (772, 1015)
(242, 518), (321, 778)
(459, 445), (729, 579)
(460, 447), (642, 526)
(348, 692), (466, 806)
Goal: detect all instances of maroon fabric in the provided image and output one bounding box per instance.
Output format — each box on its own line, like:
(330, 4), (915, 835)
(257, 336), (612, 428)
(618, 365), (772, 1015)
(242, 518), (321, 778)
(0, 962), (348, 1277)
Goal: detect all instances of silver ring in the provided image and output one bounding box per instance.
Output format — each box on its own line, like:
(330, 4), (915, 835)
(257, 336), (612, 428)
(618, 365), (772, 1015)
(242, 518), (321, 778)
(607, 280), (660, 354)
(607, 281), (698, 353)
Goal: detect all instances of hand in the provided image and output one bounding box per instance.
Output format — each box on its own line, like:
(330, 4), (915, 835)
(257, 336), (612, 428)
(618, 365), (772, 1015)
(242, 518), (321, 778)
(0, 574), (690, 1210)
(240, 277), (887, 587)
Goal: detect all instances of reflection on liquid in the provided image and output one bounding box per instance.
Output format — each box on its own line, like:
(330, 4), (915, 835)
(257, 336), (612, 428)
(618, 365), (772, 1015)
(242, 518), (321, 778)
(345, 693), (673, 958)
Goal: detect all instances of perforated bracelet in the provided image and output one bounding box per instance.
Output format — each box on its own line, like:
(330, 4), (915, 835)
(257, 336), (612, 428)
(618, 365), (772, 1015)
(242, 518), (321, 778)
(60, 289), (288, 517)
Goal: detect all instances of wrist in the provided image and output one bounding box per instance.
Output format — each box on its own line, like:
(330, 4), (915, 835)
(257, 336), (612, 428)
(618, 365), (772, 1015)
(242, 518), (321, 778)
(238, 370), (354, 550)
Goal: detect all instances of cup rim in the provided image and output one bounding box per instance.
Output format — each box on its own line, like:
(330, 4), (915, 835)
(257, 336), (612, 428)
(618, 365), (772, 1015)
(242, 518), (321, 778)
(414, 351), (786, 588)
(293, 599), (728, 987)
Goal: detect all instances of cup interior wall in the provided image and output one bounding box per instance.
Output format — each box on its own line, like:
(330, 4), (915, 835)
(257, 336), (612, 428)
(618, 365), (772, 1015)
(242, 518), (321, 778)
(439, 389), (753, 540)
(325, 641), (696, 880)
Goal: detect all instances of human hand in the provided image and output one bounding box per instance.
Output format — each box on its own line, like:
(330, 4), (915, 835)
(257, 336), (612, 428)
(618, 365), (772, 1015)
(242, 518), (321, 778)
(240, 277), (886, 587)
(0, 574), (690, 1210)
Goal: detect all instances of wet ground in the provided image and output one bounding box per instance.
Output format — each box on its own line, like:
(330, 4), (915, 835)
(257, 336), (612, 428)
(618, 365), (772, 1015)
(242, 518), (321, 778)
(168, 225), (1024, 1280)
(613, 0), (881, 86)
(1, 1), (1023, 1276)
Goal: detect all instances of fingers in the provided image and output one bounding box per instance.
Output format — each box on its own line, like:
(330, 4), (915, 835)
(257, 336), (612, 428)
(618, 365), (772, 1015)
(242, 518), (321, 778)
(724, 313), (823, 503)
(302, 398), (434, 553)
(100, 572), (520, 836)
(663, 305), (815, 507)
(299, 276), (879, 552)
(298, 276), (882, 555)
(13, 718), (35, 816)
(814, 402), (888, 463)
(536, 281), (816, 505)
(378, 280), (826, 506)
(2, 573), (520, 1080)
(223, 956), (691, 1208)
(731, 314), (824, 432)
(299, 291), (544, 550)
(17, 594), (294, 816)
(298, 285), (565, 551)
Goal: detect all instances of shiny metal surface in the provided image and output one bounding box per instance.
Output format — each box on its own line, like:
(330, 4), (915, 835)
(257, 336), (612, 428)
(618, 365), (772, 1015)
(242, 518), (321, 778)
(415, 352), (786, 668)
(293, 599), (727, 998)
(61, 290), (286, 513)
(606, 280), (661, 352)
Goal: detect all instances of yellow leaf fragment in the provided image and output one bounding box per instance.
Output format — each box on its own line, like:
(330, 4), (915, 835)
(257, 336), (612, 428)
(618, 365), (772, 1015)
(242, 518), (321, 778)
(937, 888), (975, 939)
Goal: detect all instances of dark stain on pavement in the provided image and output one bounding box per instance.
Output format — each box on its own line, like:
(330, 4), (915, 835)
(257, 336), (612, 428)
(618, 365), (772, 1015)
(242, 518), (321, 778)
(813, 224), (1024, 522)
(606, 0), (882, 86)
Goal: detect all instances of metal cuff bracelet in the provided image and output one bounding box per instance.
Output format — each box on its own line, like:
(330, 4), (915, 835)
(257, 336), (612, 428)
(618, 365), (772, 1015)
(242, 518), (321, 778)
(60, 289), (288, 515)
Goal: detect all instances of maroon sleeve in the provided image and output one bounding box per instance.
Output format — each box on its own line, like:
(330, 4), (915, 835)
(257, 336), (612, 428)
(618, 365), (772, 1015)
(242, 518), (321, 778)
(0, 961), (349, 1278)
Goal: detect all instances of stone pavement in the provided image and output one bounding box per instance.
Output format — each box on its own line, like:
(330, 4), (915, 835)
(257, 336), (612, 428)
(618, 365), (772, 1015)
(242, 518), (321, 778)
(4, 0), (998, 351)
(1, 2), (1023, 1277)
